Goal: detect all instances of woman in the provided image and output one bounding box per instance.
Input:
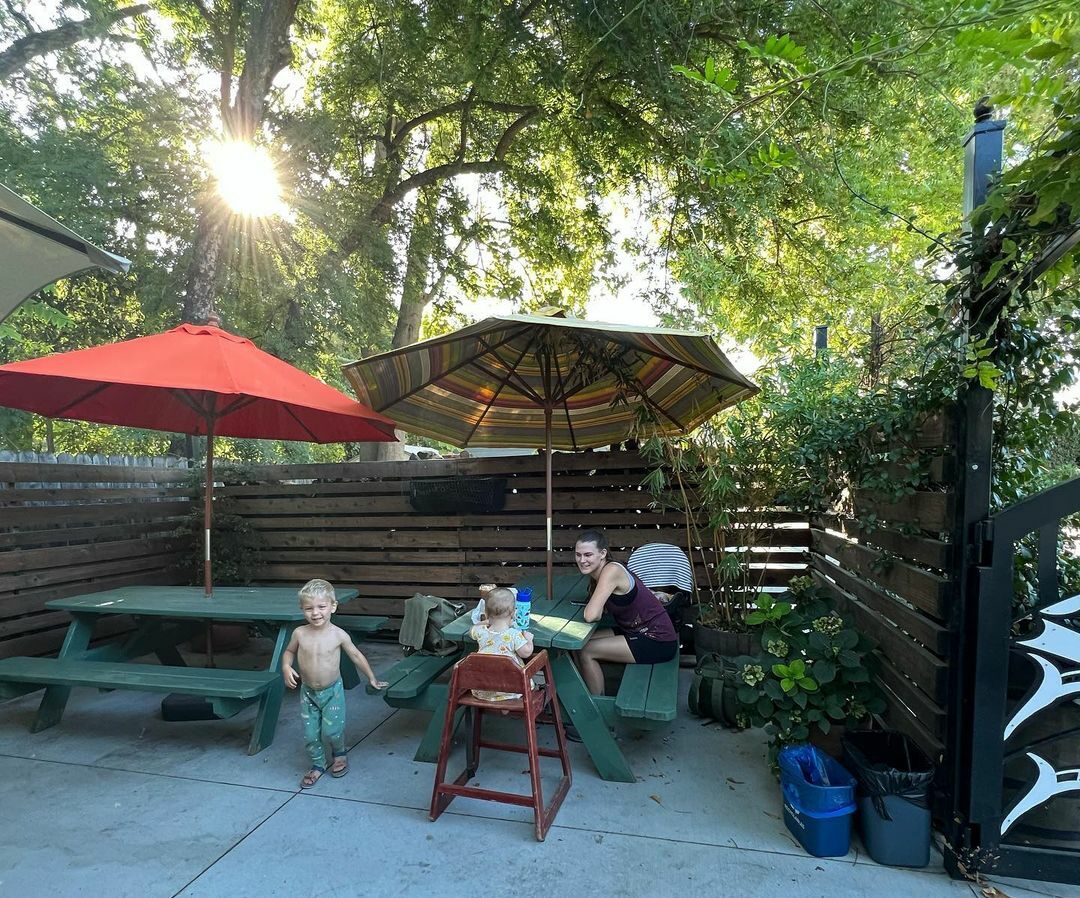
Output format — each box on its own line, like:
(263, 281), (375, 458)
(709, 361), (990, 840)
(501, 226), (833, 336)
(575, 529), (679, 695)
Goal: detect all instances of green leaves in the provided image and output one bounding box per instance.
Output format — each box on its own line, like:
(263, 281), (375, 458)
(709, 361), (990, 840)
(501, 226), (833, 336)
(673, 58), (738, 93)
(772, 659), (819, 694)
(739, 34), (809, 72)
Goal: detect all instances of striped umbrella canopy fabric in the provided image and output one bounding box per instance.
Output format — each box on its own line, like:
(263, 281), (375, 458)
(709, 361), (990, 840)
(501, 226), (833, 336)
(343, 308), (758, 602)
(342, 309), (758, 449)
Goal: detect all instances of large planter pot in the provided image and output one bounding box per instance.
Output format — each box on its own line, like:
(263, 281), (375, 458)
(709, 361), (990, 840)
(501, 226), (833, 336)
(694, 624), (756, 664)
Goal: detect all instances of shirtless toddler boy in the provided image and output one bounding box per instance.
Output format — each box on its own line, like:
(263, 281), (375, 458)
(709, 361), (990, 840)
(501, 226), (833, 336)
(282, 578), (388, 788)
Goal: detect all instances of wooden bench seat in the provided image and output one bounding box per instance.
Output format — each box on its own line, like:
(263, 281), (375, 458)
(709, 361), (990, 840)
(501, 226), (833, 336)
(0, 656), (282, 754)
(612, 655), (680, 725)
(333, 614), (388, 635)
(368, 651), (462, 701)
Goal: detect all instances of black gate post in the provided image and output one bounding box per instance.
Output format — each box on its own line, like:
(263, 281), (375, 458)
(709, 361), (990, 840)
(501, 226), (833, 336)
(943, 101), (1005, 874)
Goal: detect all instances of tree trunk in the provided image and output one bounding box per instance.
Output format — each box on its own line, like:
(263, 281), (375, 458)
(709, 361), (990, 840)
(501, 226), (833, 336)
(392, 186), (440, 349)
(868, 312), (884, 387)
(182, 203), (227, 324)
(181, 0), (300, 325)
(365, 186), (441, 462)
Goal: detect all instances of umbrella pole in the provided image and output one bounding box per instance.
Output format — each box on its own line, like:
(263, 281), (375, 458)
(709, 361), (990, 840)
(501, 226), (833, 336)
(546, 402), (553, 603)
(204, 425), (214, 598)
(204, 422), (215, 668)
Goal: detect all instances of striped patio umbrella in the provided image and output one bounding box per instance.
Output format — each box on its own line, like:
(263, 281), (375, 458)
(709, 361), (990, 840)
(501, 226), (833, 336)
(342, 308), (758, 599)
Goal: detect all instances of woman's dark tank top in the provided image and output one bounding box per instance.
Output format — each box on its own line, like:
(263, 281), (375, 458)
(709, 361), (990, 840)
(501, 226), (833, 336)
(605, 564), (678, 643)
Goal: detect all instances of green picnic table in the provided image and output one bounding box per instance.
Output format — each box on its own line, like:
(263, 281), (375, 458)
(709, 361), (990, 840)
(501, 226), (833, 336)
(0, 585), (386, 754)
(439, 572), (678, 783)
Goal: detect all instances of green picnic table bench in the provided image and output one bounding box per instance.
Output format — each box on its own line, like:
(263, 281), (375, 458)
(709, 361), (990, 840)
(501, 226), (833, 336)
(599, 654), (680, 727)
(0, 657), (282, 754)
(333, 614), (388, 637)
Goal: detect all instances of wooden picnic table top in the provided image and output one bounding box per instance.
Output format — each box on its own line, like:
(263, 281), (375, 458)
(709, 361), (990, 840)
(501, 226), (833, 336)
(45, 585), (360, 622)
(441, 571), (594, 651)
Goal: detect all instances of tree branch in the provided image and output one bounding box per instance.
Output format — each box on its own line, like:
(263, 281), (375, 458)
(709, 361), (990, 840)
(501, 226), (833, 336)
(366, 109), (539, 225)
(370, 159), (506, 223)
(226, 0), (300, 140)
(493, 108), (538, 159)
(390, 100), (536, 151)
(0, 4), (150, 80)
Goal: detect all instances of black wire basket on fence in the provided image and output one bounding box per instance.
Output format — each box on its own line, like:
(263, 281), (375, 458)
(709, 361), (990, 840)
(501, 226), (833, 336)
(408, 476), (507, 514)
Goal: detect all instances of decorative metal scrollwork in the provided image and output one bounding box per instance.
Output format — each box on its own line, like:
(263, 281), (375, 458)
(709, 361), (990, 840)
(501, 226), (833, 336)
(1002, 594), (1080, 836)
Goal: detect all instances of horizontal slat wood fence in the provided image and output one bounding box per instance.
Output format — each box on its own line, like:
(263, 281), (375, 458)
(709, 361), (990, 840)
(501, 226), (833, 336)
(0, 463), (193, 659)
(223, 450), (808, 618)
(0, 451), (808, 657)
(809, 407), (956, 760)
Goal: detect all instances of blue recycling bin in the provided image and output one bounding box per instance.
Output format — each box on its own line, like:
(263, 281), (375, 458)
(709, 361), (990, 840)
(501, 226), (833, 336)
(779, 744), (858, 857)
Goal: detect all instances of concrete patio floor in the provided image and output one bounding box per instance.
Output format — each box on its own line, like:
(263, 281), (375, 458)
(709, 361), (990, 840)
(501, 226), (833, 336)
(0, 639), (1076, 898)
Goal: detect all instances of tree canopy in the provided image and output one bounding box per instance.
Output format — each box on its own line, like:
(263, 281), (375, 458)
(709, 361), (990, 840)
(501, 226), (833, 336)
(0, 0), (1075, 459)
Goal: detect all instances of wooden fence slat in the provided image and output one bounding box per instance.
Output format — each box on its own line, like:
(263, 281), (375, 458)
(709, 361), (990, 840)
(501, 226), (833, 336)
(0, 569), (187, 621)
(810, 528), (951, 619)
(0, 551), (186, 593)
(0, 519), (183, 551)
(255, 566), (801, 595)
(224, 449), (655, 482)
(876, 657), (946, 738)
(0, 609), (74, 639)
(812, 515), (951, 570)
(0, 486), (191, 503)
(879, 681), (945, 759)
(2, 501), (191, 528)
(850, 489), (953, 533)
(0, 536), (183, 575)
(0, 463), (191, 484)
(873, 455), (952, 489)
(866, 407), (955, 452)
(214, 472), (654, 497)
(809, 568), (948, 702)
(0, 615), (134, 660)
(807, 554), (948, 653)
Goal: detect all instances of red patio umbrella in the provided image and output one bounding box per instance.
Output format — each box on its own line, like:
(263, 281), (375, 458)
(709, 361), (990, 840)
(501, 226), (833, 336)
(0, 321), (398, 595)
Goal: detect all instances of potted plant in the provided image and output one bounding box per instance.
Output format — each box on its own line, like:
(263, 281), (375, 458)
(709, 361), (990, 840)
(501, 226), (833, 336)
(642, 403), (781, 661)
(728, 576), (887, 763)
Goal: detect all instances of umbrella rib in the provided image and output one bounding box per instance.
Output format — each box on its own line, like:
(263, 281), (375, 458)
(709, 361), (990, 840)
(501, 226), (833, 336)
(460, 332), (540, 446)
(557, 345), (690, 433)
(282, 404), (323, 442)
(468, 341), (544, 404)
(639, 390), (690, 431)
(475, 334), (547, 405)
(369, 325), (533, 413)
(551, 343), (578, 452)
(623, 347), (692, 431)
(0, 208), (89, 254)
(50, 382), (112, 418)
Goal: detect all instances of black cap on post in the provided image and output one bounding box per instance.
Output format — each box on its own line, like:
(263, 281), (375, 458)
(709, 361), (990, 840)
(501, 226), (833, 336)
(814, 325), (828, 353)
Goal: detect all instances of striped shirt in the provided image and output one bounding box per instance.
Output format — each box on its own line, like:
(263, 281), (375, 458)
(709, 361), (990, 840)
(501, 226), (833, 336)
(626, 543), (694, 594)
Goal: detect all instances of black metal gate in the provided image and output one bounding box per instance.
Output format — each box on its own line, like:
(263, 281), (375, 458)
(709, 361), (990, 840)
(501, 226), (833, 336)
(947, 476), (1080, 884)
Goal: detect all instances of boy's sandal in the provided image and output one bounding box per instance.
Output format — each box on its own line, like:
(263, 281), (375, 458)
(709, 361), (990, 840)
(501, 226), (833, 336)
(300, 767), (324, 788)
(330, 757), (349, 778)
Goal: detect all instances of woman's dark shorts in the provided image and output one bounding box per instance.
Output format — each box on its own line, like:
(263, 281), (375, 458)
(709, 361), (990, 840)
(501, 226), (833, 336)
(617, 630), (679, 664)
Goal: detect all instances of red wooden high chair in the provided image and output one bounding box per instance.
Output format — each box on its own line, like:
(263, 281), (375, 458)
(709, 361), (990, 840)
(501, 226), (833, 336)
(429, 649), (572, 841)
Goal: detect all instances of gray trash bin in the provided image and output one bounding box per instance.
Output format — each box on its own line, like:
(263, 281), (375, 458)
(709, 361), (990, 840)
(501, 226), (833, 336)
(842, 731), (934, 867)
